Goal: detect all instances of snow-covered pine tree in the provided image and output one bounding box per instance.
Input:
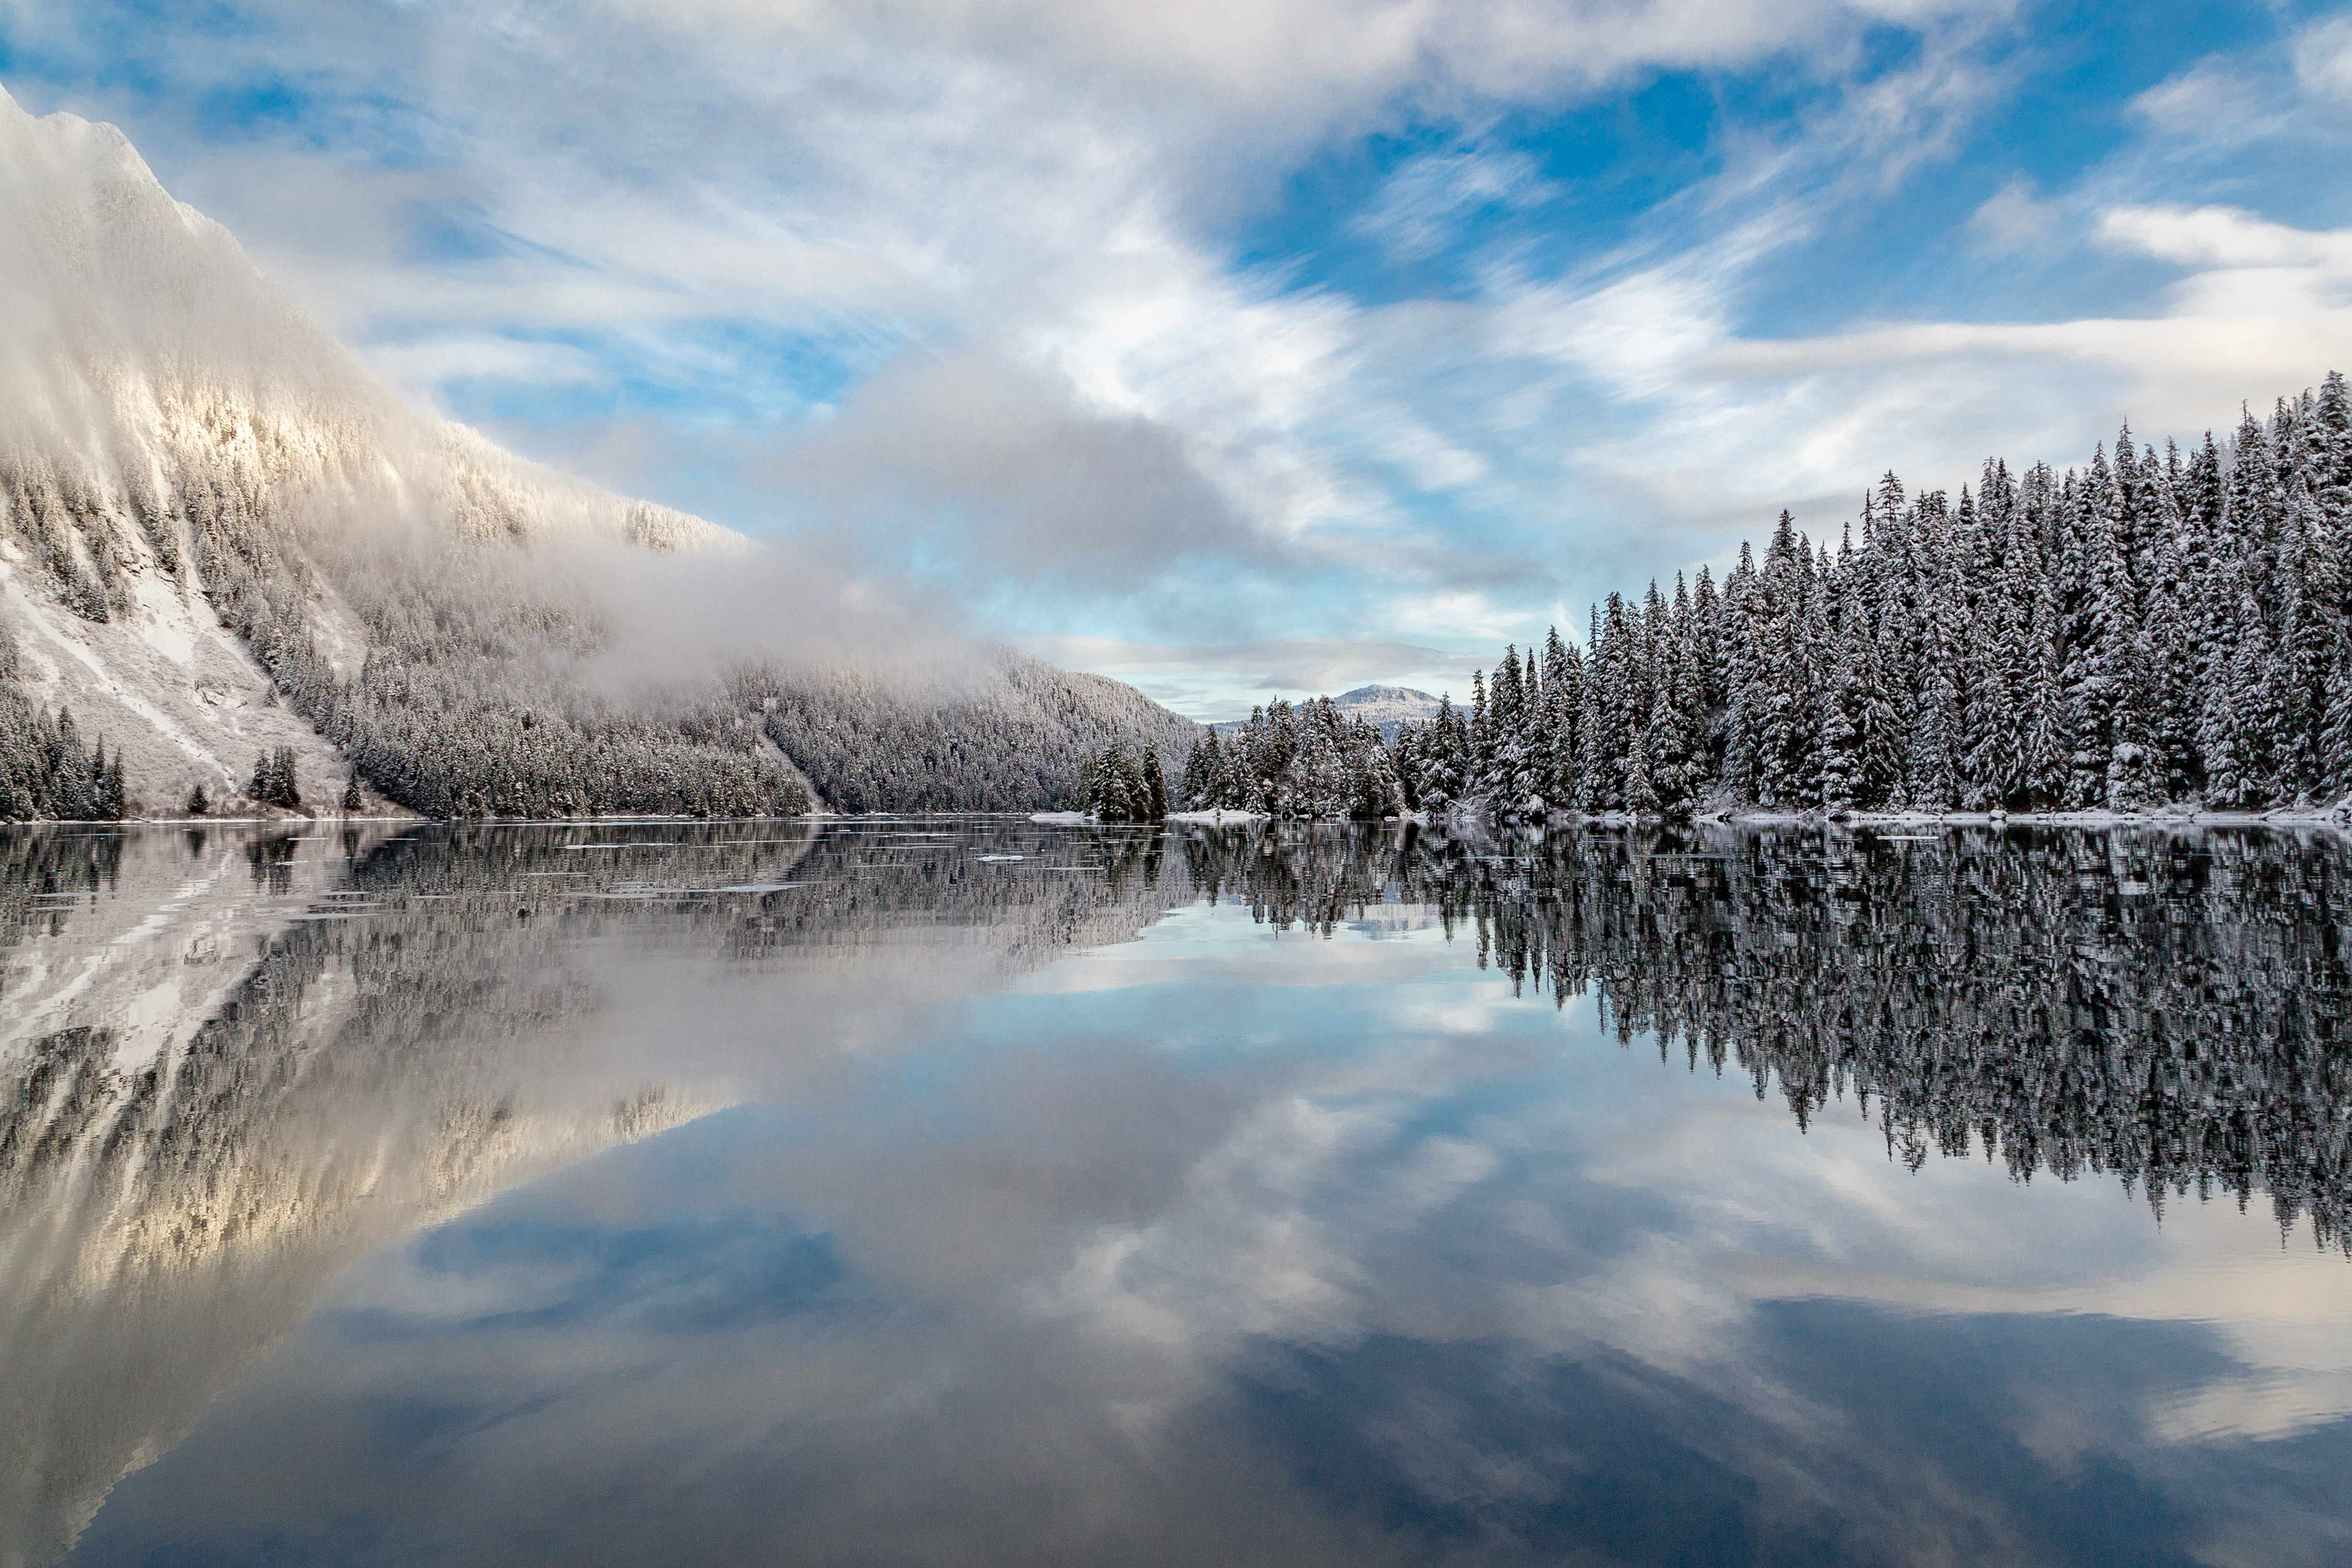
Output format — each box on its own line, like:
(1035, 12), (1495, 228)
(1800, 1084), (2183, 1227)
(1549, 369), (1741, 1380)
(1351, 717), (1401, 818)
(2059, 454), (2117, 808)
(2228, 407), (2284, 613)
(1282, 699), (1348, 817)
(1818, 569), (1868, 811)
(1907, 501), (1964, 810)
(1514, 646), (1544, 809)
(1466, 668), (1493, 809)
(1599, 587), (1656, 808)
(1539, 627), (1583, 809)
(2199, 568), (2271, 808)
(1142, 743), (1169, 821)
(1642, 576), (1707, 817)
(1757, 518), (1818, 807)
(1688, 566), (1727, 781)
(1718, 545), (1761, 805)
(1484, 648), (1529, 812)
(1181, 730), (1222, 809)
(2090, 460), (2161, 809)
(2314, 370), (2352, 522)
(1419, 696), (1466, 814)
(2323, 644), (2352, 803)
(1578, 604), (1612, 811)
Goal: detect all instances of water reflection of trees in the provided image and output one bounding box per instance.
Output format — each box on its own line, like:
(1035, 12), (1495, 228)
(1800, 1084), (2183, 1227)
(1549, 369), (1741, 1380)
(0, 819), (1203, 1567)
(0, 830), (124, 950)
(1179, 821), (2352, 1254)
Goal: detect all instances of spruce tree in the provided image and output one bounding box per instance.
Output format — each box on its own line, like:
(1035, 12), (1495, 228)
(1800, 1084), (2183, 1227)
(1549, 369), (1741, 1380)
(1818, 579), (1868, 811)
(1141, 744), (1168, 821)
(1579, 605), (1612, 810)
(1718, 547), (1761, 804)
(1182, 731), (1221, 810)
(2323, 646), (2352, 802)
(2314, 370), (2352, 519)
(1539, 627), (1583, 808)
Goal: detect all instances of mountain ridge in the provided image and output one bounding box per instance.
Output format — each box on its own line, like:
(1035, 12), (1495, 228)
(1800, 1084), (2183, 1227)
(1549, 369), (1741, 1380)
(1211, 683), (1440, 745)
(0, 86), (1197, 819)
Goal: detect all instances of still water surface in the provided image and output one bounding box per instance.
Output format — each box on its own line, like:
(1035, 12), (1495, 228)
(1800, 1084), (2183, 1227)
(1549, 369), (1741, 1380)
(4, 819), (2349, 1566)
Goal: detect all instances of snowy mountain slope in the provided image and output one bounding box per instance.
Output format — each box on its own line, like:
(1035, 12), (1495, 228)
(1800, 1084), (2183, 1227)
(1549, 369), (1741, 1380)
(1212, 683), (1439, 744)
(0, 85), (780, 817)
(754, 654), (1203, 812)
(0, 88), (720, 555)
(0, 87), (1194, 817)
(1329, 684), (1441, 741)
(0, 536), (354, 814)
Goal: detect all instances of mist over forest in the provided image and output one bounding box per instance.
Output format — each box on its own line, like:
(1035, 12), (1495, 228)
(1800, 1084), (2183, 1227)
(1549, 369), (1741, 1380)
(0, 86), (1198, 823)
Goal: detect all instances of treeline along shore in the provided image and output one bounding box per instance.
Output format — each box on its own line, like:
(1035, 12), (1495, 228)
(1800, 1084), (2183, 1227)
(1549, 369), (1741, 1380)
(16, 370), (2352, 824)
(1183, 374), (2352, 822)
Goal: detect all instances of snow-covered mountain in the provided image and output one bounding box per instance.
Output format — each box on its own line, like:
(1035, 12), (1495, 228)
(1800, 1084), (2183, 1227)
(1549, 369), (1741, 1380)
(0, 87), (1194, 818)
(1212, 683), (1440, 744)
(1329, 684), (1442, 740)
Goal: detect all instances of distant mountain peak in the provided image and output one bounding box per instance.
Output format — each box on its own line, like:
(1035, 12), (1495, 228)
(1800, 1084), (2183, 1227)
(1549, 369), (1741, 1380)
(1210, 682), (1441, 743)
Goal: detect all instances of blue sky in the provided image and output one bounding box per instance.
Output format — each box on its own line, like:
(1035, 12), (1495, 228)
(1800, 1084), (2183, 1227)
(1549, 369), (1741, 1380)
(4, 0), (2351, 718)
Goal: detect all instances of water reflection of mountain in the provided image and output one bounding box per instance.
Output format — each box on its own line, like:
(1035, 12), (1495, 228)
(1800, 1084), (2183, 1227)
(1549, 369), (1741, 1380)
(0, 820), (1196, 1568)
(1179, 822), (2352, 1255)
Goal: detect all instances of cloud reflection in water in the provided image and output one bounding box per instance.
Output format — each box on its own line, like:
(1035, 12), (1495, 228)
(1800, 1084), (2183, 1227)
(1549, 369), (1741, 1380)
(12, 821), (2352, 1567)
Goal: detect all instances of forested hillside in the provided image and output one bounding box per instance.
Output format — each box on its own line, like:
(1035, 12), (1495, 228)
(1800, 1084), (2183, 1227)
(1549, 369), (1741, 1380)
(0, 89), (1194, 821)
(1188, 374), (2352, 819)
(746, 656), (1199, 813)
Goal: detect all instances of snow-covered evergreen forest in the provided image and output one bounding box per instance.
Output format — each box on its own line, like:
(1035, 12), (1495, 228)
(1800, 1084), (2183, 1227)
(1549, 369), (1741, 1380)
(1194, 375), (2352, 819)
(0, 90), (1202, 823)
(0, 631), (123, 820)
(1183, 696), (1400, 817)
(0, 436), (1200, 820)
(743, 659), (1199, 815)
(1074, 743), (1170, 821)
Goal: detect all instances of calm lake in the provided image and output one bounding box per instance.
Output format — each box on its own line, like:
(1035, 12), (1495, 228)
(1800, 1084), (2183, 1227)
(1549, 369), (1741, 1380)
(4, 818), (2349, 1567)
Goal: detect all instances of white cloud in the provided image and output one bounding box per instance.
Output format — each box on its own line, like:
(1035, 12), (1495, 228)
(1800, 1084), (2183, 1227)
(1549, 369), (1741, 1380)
(16, 0), (2350, 712)
(2098, 201), (2352, 272)
(1351, 147), (1556, 262)
(1020, 634), (1489, 717)
(2127, 56), (2268, 137)
(598, 0), (2001, 142)
(782, 348), (1266, 590)
(363, 334), (609, 396)
(1688, 205), (2352, 479)
(2292, 14), (2352, 103)
(1966, 174), (2056, 253)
